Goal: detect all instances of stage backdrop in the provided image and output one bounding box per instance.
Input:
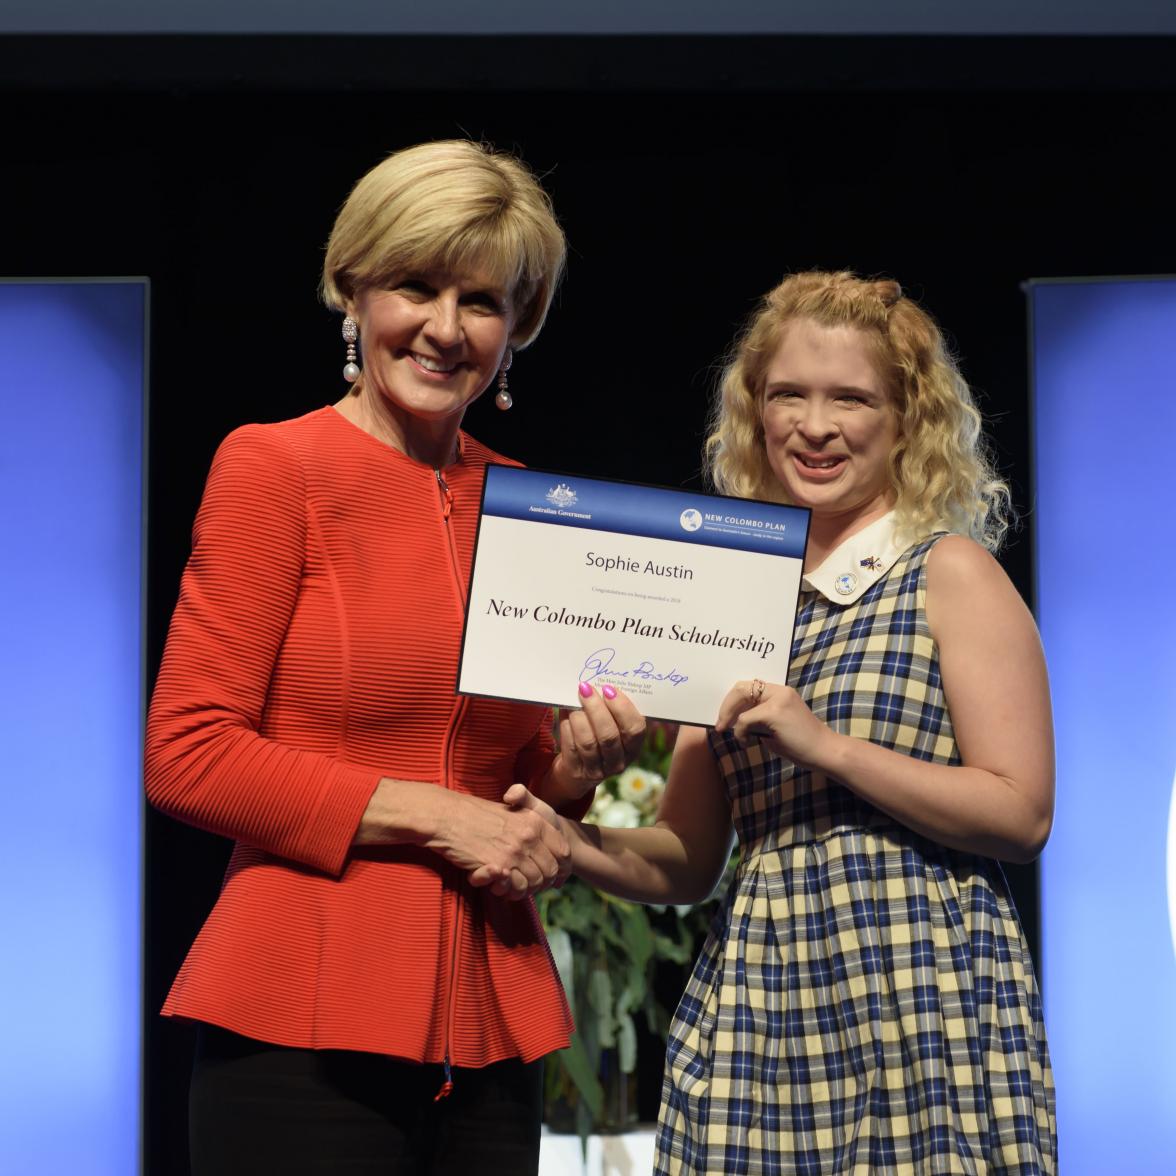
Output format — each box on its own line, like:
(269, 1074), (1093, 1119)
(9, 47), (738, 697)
(0, 280), (147, 1175)
(1031, 276), (1176, 1172)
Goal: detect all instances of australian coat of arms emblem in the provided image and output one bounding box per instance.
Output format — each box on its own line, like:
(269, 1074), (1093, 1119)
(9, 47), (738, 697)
(545, 483), (577, 507)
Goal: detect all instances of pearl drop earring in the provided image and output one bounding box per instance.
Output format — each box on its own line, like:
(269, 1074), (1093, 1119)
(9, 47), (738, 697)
(342, 316), (361, 383)
(495, 349), (513, 411)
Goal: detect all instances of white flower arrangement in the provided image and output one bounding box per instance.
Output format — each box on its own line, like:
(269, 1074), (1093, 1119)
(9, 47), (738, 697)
(614, 766), (665, 814)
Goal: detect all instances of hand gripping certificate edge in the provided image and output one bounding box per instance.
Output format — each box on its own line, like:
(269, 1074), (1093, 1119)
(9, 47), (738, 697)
(454, 463), (812, 727)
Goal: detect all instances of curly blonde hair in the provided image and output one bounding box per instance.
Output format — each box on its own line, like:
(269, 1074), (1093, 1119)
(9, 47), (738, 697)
(705, 271), (1012, 551)
(322, 140), (566, 348)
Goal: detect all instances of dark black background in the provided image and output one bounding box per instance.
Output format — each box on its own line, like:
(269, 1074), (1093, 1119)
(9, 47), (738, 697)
(3, 33), (1173, 1173)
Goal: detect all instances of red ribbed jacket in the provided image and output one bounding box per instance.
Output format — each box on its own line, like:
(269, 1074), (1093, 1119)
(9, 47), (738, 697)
(146, 406), (579, 1066)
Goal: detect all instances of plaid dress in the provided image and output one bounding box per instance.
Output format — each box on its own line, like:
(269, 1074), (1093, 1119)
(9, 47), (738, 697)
(655, 536), (1056, 1175)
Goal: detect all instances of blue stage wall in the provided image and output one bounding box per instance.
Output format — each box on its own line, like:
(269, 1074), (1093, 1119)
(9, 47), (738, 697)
(0, 280), (147, 1174)
(1031, 276), (1176, 1172)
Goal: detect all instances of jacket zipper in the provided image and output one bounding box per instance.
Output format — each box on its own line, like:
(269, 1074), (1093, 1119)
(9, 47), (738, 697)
(434, 467), (467, 1100)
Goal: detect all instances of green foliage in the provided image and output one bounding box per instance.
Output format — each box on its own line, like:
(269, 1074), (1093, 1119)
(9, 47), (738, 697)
(538, 722), (734, 1139)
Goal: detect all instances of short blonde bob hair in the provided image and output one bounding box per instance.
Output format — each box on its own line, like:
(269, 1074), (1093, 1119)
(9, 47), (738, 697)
(706, 270), (1012, 551)
(322, 139), (566, 348)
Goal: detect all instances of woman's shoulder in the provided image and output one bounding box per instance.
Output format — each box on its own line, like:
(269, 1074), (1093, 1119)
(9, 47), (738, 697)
(203, 412), (332, 502)
(923, 533), (1022, 626)
(885, 532), (1013, 622)
(213, 407), (354, 470)
(893, 530), (991, 576)
(459, 430), (526, 471)
(229, 406), (337, 444)
(216, 407), (326, 447)
(924, 533), (1003, 582)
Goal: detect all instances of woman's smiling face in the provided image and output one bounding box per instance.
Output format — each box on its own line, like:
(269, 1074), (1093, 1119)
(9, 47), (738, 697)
(760, 318), (899, 527)
(350, 267), (515, 426)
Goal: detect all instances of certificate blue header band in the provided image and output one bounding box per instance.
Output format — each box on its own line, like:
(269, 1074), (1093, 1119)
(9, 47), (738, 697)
(482, 466), (810, 559)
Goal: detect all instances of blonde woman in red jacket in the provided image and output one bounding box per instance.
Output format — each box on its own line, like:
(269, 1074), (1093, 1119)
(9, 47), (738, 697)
(146, 140), (645, 1176)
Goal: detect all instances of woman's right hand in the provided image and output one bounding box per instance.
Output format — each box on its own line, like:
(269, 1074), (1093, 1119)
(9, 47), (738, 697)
(354, 777), (570, 898)
(471, 784), (572, 899)
(427, 788), (570, 899)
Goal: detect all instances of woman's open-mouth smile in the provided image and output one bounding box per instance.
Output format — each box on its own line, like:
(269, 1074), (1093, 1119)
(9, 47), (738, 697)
(406, 350), (460, 377)
(792, 452), (847, 480)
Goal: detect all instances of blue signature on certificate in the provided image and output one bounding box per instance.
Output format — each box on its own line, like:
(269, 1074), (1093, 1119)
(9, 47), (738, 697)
(580, 647), (689, 688)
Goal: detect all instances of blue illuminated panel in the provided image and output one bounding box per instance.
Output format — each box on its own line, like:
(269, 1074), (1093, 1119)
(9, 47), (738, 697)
(0, 281), (146, 1174)
(1032, 278), (1176, 1172)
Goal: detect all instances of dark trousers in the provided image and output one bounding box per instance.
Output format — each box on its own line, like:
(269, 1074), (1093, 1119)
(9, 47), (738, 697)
(190, 1025), (544, 1176)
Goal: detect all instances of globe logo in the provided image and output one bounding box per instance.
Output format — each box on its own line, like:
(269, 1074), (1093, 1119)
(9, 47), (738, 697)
(679, 508), (702, 532)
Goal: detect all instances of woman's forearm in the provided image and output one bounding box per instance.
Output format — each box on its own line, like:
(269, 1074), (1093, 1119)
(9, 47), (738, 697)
(717, 538), (1055, 865)
(563, 818), (730, 905)
(561, 724), (735, 904)
(819, 733), (1052, 863)
(353, 777), (449, 846)
(362, 778), (571, 895)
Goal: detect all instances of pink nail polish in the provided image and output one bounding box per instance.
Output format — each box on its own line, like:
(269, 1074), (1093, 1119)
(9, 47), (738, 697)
(578, 682), (594, 699)
(601, 684), (617, 700)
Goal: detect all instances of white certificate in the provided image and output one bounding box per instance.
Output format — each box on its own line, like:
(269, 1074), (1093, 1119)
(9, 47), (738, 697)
(457, 466), (810, 726)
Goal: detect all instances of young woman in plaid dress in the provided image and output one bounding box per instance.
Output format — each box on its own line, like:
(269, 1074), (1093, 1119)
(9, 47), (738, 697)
(513, 271), (1056, 1173)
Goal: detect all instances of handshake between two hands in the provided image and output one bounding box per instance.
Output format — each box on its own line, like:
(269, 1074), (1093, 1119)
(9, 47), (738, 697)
(462, 675), (809, 902)
(460, 682), (639, 898)
(466, 680), (645, 901)
(467, 782), (569, 901)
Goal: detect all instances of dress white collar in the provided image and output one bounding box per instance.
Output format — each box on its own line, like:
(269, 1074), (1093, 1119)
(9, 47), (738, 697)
(802, 511), (909, 605)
